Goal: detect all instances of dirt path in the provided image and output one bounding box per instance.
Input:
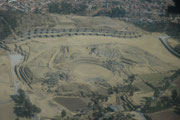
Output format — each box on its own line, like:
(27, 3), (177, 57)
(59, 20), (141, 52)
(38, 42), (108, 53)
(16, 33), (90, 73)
(0, 54), (22, 106)
(48, 48), (59, 71)
(9, 54), (22, 94)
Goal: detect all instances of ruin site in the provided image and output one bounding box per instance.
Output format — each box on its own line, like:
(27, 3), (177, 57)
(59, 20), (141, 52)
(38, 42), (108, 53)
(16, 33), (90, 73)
(0, 14), (180, 120)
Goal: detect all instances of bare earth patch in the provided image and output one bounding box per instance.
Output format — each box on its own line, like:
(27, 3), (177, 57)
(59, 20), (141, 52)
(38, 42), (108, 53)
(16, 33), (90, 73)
(54, 97), (87, 112)
(150, 109), (180, 120)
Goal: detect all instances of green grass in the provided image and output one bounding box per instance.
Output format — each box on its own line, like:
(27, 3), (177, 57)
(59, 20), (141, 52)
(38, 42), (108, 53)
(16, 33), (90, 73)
(138, 73), (171, 88)
(134, 81), (153, 93)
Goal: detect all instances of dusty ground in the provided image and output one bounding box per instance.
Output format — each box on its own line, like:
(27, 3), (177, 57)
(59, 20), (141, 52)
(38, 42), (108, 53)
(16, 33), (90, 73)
(0, 50), (13, 100)
(54, 97), (88, 112)
(0, 102), (16, 120)
(0, 49), (17, 120)
(1, 15), (180, 119)
(150, 109), (180, 120)
(12, 32), (180, 118)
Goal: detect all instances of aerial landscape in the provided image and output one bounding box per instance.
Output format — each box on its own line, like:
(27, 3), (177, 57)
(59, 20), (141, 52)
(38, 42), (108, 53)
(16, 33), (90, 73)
(0, 0), (180, 120)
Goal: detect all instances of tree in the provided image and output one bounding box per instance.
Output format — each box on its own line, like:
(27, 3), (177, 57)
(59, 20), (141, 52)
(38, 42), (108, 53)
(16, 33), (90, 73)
(175, 44), (180, 53)
(32, 105), (41, 113)
(11, 89), (26, 105)
(153, 89), (160, 98)
(174, 104), (180, 115)
(171, 89), (177, 101)
(142, 97), (152, 112)
(61, 109), (66, 118)
(11, 89), (41, 118)
(160, 96), (171, 107)
(129, 90), (134, 96)
(128, 75), (135, 81)
(48, 3), (61, 13)
(110, 7), (126, 17)
(34, 8), (41, 14)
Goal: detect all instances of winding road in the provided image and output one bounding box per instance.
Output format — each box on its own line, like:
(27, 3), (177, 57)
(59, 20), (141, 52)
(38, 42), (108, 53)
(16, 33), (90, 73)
(159, 36), (180, 58)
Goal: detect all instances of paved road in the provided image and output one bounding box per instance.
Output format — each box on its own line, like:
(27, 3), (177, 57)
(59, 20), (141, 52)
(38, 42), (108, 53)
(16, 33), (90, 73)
(159, 36), (180, 58)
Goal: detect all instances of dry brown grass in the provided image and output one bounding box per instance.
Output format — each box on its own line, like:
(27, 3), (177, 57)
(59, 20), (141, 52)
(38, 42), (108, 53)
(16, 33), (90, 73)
(2, 15), (180, 118)
(150, 109), (180, 120)
(0, 102), (16, 120)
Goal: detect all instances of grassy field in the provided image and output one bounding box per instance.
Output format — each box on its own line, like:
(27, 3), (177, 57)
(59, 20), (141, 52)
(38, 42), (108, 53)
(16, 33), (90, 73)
(150, 109), (180, 120)
(138, 73), (171, 88)
(133, 80), (153, 93)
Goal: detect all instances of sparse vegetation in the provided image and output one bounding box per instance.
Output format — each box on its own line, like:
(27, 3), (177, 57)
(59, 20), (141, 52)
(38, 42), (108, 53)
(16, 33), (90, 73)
(134, 22), (180, 40)
(61, 109), (66, 118)
(171, 89), (178, 101)
(95, 7), (126, 18)
(0, 11), (179, 120)
(0, 10), (20, 40)
(48, 1), (88, 15)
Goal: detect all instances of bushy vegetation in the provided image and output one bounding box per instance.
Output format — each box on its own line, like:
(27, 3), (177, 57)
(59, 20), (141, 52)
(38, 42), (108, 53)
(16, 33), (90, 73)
(61, 109), (66, 118)
(0, 19), (11, 40)
(11, 89), (41, 118)
(142, 94), (180, 113)
(94, 7), (126, 18)
(134, 22), (180, 40)
(48, 1), (88, 15)
(174, 44), (180, 53)
(0, 10), (23, 40)
(0, 10), (21, 40)
(141, 70), (180, 113)
(142, 88), (180, 113)
(0, 10), (18, 30)
(48, 1), (126, 18)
